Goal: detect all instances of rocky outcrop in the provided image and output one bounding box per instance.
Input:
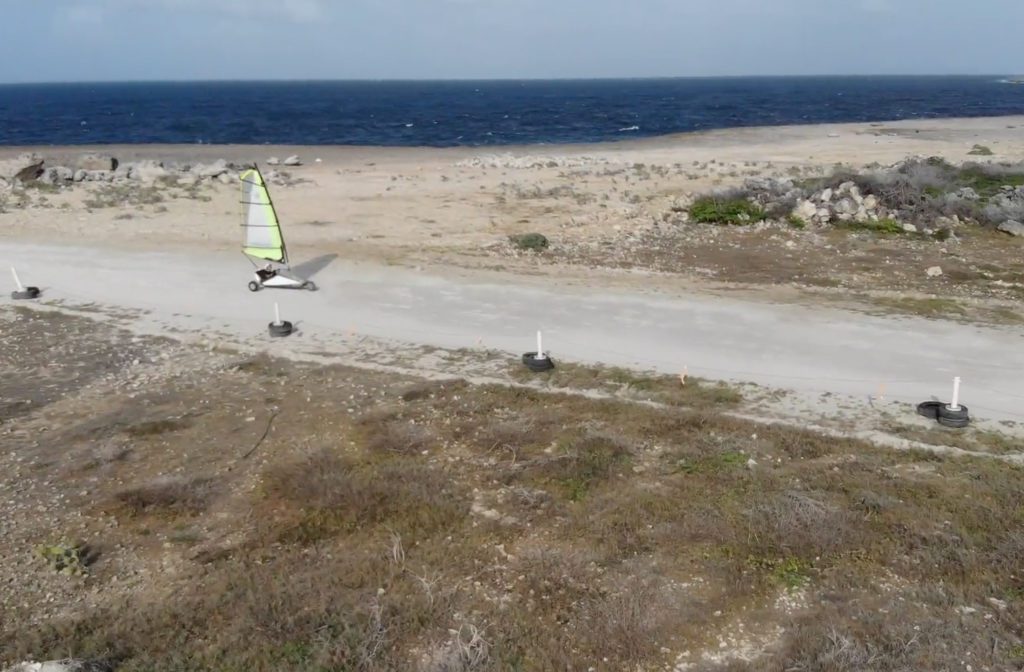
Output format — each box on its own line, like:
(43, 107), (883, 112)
(283, 155), (302, 166)
(0, 153), (45, 183)
(790, 181), (890, 227)
(76, 154), (118, 172)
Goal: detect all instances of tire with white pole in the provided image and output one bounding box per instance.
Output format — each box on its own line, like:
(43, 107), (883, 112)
(522, 330), (555, 372)
(268, 302), (293, 337)
(10, 267), (40, 300)
(936, 377), (970, 428)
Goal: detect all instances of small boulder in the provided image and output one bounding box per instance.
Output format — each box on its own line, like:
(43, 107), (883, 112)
(266, 157), (280, 166)
(76, 153), (118, 172)
(217, 172), (234, 185)
(997, 220), (1024, 237)
(819, 188), (833, 203)
(834, 198), (857, 216)
(926, 266), (943, 278)
(952, 187), (980, 201)
(192, 159), (229, 179)
(902, 223), (918, 233)
(84, 170), (113, 182)
(39, 166), (74, 185)
(128, 160), (168, 182)
(862, 195), (879, 210)
(3, 660), (111, 672)
(283, 155), (302, 166)
(73, 169), (87, 183)
(793, 199), (818, 221)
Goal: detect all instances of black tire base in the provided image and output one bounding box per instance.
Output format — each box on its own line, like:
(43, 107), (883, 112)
(268, 320), (294, 337)
(12, 286), (41, 300)
(522, 352), (554, 372)
(916, 401), (943, 420)
(937, 404), (969, 428)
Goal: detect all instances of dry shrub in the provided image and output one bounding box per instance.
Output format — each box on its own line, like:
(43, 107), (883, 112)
(112, 477), (217, 518)
(398, 379), (468, 403)
(12, 548), (452, 672)
(261, 449), (468, 543)
(514, 432), (632, 501)
(485, 574), (681, 671)
(578, 485), (678, 557)
(743, 596), (1024, 672)
(365, 419), (435, 454)
(744, 490), (861, 562)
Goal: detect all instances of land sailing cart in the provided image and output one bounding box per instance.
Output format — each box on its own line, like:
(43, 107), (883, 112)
(241, 166), (317, 292)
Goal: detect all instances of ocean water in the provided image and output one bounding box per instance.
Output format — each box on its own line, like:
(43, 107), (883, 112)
(0, 77), (1021, 147)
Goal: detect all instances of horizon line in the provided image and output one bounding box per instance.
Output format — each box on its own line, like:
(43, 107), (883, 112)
(0, 73), (1020, 86)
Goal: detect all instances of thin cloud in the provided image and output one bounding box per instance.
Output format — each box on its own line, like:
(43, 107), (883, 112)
(58, 0), (327, 24)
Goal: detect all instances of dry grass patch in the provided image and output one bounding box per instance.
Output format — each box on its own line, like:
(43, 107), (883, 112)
(259, 449), (468, 545)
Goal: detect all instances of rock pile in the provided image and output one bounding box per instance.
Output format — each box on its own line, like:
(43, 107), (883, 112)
(790, 181), (888, 226)
(0, 153), (305, 192)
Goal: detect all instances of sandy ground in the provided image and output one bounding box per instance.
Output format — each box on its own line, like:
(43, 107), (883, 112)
(4, 114), (1024, 271)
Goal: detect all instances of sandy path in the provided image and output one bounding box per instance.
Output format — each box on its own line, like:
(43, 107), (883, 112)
(6, 241), (1023, 423)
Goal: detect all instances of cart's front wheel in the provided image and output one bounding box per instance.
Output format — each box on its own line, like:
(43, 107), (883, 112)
(247, 281), (260, 292)
(304, 280), (318, 292)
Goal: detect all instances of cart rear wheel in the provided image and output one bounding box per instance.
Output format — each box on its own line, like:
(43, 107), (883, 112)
(304, 280), (318, 292)
(247, 281), (260, 292)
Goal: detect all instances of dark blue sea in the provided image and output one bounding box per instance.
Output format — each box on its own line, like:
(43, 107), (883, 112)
(1, 77), (1022, 147)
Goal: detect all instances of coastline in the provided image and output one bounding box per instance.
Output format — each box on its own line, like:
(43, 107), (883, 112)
(3, 113), (1024, 159)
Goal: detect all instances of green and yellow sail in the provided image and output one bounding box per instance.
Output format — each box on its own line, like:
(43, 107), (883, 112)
(240, 167), (287, 265)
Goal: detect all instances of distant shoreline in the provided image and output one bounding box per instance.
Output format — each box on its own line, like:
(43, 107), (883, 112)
(2, 114), (1024, 158)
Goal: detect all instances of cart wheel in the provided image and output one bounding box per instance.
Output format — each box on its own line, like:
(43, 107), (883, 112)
(304, 280), (318, 292)
(248, 281), (260, 292)
(522, 352), (555, 372)
(12, 286), (41, 300)
(268, 320), (293, 338)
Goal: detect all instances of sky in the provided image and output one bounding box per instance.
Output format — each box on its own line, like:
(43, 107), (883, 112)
(0, 0), (1021, 83)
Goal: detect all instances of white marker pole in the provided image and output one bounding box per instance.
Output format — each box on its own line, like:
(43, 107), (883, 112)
(536, 330), (546, 360)
(11, 267), (23, 292)
(274, 302), (281, 326)
(950, 376), (961, 411)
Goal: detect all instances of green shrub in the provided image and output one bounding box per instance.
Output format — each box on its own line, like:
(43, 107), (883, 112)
(843, 218), (906, 235)
(509, 232), (549, 251)
(968, 144), (994, 156)
(689, 197), (765, 225)
(786, 214), (807, 229)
